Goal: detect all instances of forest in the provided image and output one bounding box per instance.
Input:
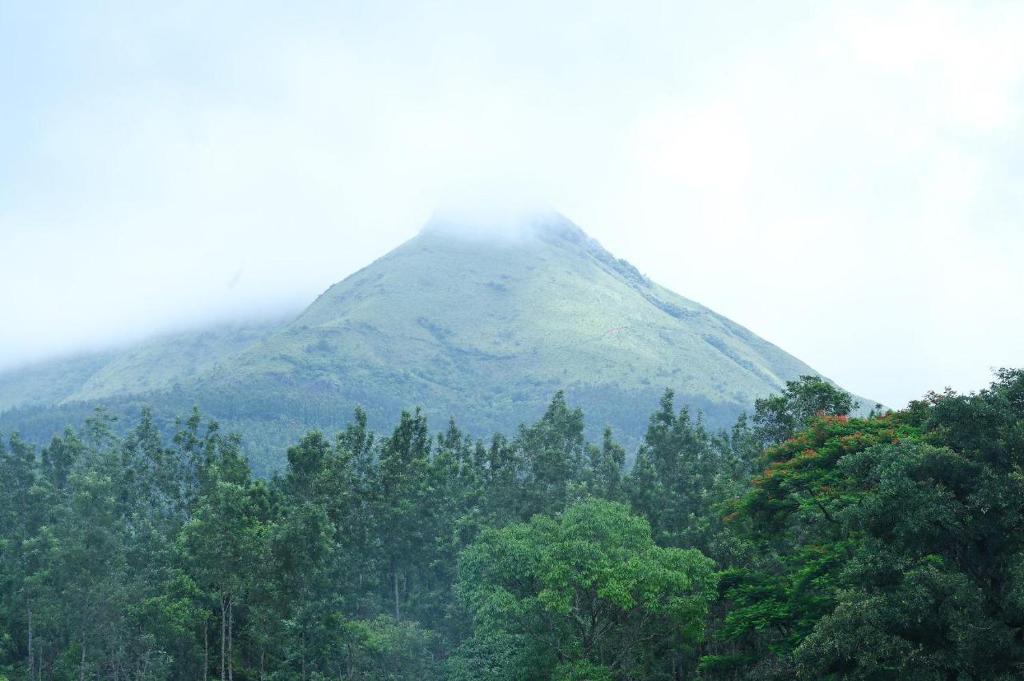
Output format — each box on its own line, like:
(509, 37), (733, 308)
(1, 370), (1022, 680)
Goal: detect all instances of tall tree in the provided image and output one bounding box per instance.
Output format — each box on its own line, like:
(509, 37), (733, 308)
(180, 435), (265, 681)
(752, 375), (859, 447)
(373, 409), (432, 622)
(517, 391), (588, 519)
(628, 389), (725, 551)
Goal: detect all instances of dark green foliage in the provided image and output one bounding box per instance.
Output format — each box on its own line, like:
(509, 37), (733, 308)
(753, 374), (860, 447)
(704, 369), (1024, 679)
(0, 370), (1018, 680)
(627, 390), (759, 558)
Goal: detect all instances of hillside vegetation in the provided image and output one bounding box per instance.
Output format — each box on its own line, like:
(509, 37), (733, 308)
(1, 371), (1020, 680)
(0, 215), (869, 473)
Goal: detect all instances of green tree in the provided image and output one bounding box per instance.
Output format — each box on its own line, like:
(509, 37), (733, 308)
(516, 391), (589, 519)
(753, 375), (859, 447)
(709, 370), (1024, 679)
(373, 409), (432, 622)
(179, 436), (265, 681)
(583, 427), (626, 502)
(628, 390), (728, 552)
(451, 499), (718, 680)
(342, 616), (439, 680)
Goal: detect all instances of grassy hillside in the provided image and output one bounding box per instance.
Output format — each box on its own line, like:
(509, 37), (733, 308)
(0, 321), (279, 408)
(0, 352), (116, 412)
(69, 321), (280, 401)
(0, 214), (867, 472)
(194, 216), (820, 434)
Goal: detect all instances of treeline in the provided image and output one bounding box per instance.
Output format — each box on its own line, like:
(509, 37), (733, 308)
(1, 371), (1022, 680)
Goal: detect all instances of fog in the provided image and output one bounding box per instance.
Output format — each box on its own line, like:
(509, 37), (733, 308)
(1, 1), (1022, 407)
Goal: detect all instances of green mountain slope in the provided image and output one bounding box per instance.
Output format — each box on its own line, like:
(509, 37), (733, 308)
(0, 321), (278, 411)
(68, 321), (279, 402)
(0, 352), (116, 413)
(0, 213), (864, 472)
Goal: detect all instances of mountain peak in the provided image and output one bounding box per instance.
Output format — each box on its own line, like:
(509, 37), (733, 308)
(0, 210), (869, 472)
(420, 207), (586, 244)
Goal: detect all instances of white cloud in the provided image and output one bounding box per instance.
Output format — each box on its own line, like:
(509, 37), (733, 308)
(0, 0), (1021, 407)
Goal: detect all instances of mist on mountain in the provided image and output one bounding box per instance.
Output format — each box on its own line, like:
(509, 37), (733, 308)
(0, 212), (871, 473)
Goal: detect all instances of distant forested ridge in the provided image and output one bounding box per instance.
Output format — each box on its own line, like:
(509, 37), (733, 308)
(0, 214), (877, 473)
(1, 370), (1021, 680)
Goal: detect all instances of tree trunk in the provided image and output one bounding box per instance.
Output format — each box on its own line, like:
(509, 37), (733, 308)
(227, 597), (233, 681)
(393, 568), (401, 621)
(220, 595), (227, 681)
(27, 607), (33, 681)
(79, 632), (86, 681)
(204, 618), (209, 681)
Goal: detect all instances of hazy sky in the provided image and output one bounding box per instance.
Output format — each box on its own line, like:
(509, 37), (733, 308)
(1, 0), (1021, 408)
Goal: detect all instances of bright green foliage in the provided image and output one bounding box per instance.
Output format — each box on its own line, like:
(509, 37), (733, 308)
(451, 499), (718, 680)
(342, 616), (439, 680)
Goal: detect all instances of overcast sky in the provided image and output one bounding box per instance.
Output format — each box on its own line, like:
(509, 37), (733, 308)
(1, 0), (1021, 408)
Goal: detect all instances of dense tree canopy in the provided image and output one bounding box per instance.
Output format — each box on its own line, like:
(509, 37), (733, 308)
(452, 499), (717, 680)
(752, 374), (860, 447)
(703, 369), (1024, 680)
(0, 371), (1021, 680)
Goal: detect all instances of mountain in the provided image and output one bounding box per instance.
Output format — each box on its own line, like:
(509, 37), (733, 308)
(0, 321), (279, 412)
(0, 213), (866, 473)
